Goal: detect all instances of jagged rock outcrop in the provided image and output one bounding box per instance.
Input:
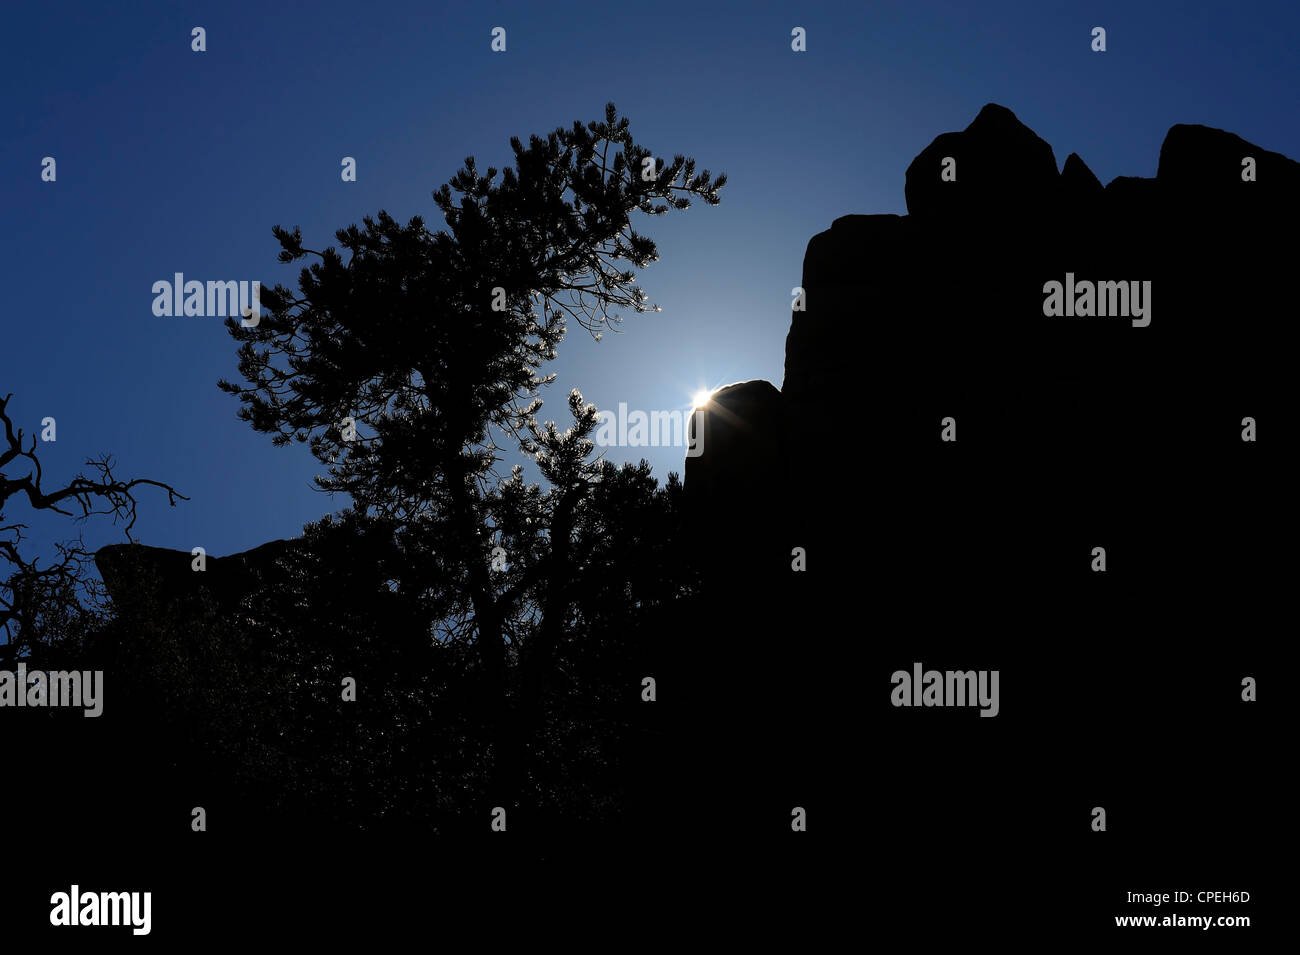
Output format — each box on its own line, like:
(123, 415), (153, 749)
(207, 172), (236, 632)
(691, 103), (1298, 558)
(681, 103), (1293, 843)
(96, 538), (301, 621)
(1060, 151), (1104, 211)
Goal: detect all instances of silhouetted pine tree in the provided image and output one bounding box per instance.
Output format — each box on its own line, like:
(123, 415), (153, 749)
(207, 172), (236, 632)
(217, 103), (723, 821)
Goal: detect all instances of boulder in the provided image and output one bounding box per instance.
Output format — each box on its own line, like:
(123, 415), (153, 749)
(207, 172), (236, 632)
(96, 538), (301, 623)
(904, 103), (1062, 222)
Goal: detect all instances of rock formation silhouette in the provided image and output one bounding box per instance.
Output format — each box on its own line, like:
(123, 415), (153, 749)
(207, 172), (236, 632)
(682, 102), (1289, 885)
(97, 538), (300, 623)
(687, 102), (1296, 588)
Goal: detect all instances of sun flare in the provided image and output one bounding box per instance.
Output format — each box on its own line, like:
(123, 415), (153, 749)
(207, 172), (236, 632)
(691, 389), (713, 409)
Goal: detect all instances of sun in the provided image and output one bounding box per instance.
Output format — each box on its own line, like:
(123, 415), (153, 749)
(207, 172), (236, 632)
(691, 389), (714, 409)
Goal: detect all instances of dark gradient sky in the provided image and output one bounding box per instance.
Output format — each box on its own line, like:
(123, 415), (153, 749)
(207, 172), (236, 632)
(3, 0), (1296, 561)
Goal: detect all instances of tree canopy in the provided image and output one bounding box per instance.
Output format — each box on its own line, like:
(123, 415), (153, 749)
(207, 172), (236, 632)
(216, 103), (725, 813)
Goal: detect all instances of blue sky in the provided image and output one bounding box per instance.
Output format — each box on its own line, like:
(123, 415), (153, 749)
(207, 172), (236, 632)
(2, 0), (1297, 561)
